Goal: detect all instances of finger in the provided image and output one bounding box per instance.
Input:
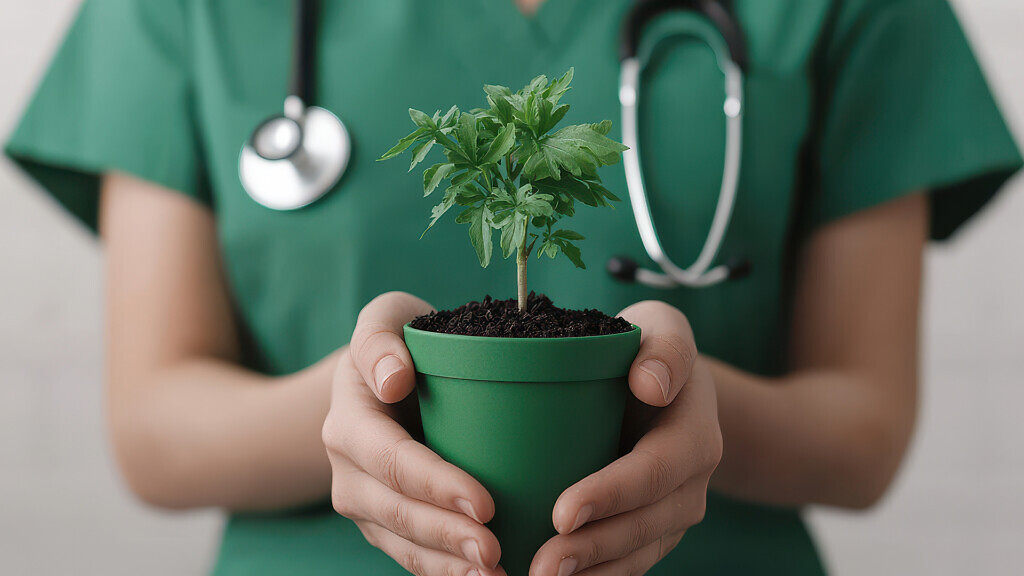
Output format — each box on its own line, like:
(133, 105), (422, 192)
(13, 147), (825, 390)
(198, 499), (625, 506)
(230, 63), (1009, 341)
(325, 358), (496, 525)
(360, 521), (507, 576)
(574, 532), (684, 576)
(551, 363), (720, 533)
(617, 301), (698, 407)
(531, 487), (698, 575)
(350, 291), (435, 403)
(347, 471), (501, 570)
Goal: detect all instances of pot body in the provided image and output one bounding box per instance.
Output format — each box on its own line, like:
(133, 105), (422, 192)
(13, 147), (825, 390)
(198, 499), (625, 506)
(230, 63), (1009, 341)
(404, 325), (641, 576)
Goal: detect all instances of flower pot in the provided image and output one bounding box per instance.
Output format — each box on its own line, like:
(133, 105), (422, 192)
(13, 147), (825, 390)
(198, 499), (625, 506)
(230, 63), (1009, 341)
(403, 324), (642, 576)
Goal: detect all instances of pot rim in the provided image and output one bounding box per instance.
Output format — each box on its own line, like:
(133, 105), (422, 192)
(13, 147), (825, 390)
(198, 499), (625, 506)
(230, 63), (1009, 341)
(403, 323), (641, 382)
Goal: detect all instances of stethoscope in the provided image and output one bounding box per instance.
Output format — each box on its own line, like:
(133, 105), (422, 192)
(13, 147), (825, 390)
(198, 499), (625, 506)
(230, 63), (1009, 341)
(238, 0), (351, 211)
(607, 0), (750, 288)
(238, 0), (749, 288)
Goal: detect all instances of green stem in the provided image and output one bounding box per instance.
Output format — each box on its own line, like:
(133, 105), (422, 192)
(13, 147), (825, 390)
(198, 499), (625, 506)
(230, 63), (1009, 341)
(517, 231), (528, 313)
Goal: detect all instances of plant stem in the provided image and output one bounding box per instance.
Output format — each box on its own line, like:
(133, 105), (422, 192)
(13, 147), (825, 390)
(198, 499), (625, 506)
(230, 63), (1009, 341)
(517, 232), (528, 313)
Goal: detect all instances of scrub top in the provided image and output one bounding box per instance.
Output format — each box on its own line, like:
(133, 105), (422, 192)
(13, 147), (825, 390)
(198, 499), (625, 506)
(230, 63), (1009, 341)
(7, 1), (1021, 574)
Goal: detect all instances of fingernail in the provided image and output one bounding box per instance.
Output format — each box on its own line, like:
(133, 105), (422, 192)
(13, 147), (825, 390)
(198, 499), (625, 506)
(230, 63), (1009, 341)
(461, 539), (485, 568)
(557, 557), (578, 576)
(466, 569), (481, 576)
(373, 355), (404, 396)
(455, 497), (482, 523)
(639, 359), (672, 402)
(569, 504), (592, 533)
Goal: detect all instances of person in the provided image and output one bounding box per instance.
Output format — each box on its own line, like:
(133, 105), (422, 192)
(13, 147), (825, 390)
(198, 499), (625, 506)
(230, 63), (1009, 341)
(6, 0), (1021, 574)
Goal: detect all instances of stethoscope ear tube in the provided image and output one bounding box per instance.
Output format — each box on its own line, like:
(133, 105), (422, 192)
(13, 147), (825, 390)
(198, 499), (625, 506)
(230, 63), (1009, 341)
(612, 0), (749, 289)
(620, 0), (748, 71)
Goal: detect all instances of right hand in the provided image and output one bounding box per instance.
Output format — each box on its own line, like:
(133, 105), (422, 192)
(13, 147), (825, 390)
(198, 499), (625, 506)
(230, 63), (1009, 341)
(323, 292), (505, 576)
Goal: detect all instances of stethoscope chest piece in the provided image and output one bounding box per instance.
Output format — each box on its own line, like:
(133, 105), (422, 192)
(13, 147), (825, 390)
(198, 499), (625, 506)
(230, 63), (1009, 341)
(240, 97), (350, 211)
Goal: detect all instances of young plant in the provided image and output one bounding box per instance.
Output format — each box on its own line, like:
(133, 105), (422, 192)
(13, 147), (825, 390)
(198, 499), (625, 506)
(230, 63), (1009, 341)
(379, 68), (627, 312)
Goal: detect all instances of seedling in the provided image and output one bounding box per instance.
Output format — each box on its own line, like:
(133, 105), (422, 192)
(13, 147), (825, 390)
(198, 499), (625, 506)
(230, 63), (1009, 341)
(379, 68), (627, 312)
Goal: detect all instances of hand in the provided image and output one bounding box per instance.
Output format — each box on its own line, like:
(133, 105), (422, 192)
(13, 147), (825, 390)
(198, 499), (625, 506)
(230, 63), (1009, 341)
(323, 292), (506, 576)
(529, 301), (723, 576)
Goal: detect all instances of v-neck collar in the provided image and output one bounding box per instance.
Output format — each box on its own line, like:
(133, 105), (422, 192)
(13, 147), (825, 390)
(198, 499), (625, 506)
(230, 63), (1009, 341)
(483, 0), (585, 52)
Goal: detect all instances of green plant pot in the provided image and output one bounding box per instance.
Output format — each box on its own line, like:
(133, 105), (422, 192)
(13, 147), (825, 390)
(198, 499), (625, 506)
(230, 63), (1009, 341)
(403, 324), (641, 576)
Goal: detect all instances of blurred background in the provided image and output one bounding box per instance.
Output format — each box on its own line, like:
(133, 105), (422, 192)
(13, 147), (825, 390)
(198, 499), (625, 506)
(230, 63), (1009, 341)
(1, 1), (1021, 574)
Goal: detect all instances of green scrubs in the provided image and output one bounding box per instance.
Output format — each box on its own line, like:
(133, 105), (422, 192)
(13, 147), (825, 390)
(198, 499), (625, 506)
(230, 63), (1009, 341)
(7, 0), (1021, 574)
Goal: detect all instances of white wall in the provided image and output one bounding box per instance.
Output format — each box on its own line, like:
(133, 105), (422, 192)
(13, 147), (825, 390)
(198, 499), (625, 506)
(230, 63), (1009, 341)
(1, 1), (1021, 574)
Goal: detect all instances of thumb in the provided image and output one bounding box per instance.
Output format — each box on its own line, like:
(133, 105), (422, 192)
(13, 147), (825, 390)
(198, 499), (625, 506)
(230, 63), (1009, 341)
(618, 301), (698, 407)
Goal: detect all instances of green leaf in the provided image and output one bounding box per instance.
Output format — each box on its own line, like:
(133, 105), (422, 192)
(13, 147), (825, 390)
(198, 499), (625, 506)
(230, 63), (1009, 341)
(528, 74), (549, 94)
(522, 123), (628, 180)
(408, 139), (435, 172)
(455, 113), (479, 162)
(378, 127), (429, 161)
(519, 193), (554, 218)
(455, 187), (486, 206)
(538, 240), (560, 260)
(422, 163), (455, 196)
(555, 238), (586, 269)
(543, 68), (574, 105)
(480, 123), (515, 165)
(500, 211), (527, 259)
(422, 186), (459, 237)
(540, 104), (570, 135)
(439, 105), (460, 129)
(552, 229), (585, 241)
(451, 168), (481, 187)
(409, 108), (437, 130)
(591, 119), (613, 136)
(465, 205), (494, 267)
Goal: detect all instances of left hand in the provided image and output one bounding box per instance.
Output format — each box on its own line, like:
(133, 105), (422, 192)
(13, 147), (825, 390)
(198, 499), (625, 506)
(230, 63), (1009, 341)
(528, 301), (722, 576)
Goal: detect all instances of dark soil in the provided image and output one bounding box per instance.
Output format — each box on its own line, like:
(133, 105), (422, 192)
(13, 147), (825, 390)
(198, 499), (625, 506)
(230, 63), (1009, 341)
(409, 293), (633, 338)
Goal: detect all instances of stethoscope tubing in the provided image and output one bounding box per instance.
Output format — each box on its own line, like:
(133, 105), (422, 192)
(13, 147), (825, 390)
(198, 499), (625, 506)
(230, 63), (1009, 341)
(614, 0), (749, 289)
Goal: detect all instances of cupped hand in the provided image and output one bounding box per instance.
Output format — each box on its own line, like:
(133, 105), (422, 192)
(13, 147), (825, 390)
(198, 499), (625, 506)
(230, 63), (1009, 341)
(323, 292), (506, 576)
(529, 301), (723, 576)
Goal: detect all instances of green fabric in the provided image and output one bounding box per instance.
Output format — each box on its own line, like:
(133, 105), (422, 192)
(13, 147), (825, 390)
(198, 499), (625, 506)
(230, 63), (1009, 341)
(5, 0), (1020, 574)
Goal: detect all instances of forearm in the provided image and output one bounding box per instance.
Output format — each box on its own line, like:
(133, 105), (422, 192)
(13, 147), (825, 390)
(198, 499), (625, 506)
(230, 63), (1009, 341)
(708, 358), (915, 509)
(110, 352), (336, 512)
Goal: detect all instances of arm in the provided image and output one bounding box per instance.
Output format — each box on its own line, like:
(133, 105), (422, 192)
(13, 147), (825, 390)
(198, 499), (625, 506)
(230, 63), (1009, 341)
(710, 193), (926, 508)
(100, 172), (332, 511)
(526, 194), (926, 574)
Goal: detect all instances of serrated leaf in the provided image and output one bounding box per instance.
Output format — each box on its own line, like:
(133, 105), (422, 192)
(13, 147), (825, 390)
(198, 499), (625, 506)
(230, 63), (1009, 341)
(552, 229), (585, 241)
(408, 139), (435, 171)
(538, 240), (560, 260)
(543, 68), (573, 105)
(528, 74), (548, 94)
(451, 168), (481, 187)
(522, 123), (628, 180)
(378, 127), (429, 161)
(409, 108), (436, 129)
(455, 113), (479, 162)
(455, 187), (486, 206)
(555, 238), (585, 269)
(466, 205), (494, 267)
(422, 186), (460, 237)
(480, 123), (515, 165)
(519, 193), (554, 218)
(439, 105), (459, 129)
(422, 163), (455, 196)
(591, 119), (613, 136)
(589, 181), (621, 202)
(500, 212), (527, 259)
(541, 104), (570, 135)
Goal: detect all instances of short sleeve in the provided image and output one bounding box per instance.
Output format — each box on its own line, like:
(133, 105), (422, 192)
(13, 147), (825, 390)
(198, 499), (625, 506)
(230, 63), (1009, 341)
(809, 0), (1022, 239)
(3, 0), (210, 234)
